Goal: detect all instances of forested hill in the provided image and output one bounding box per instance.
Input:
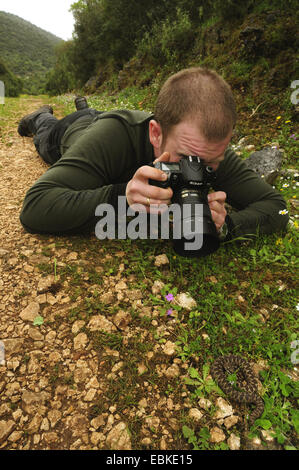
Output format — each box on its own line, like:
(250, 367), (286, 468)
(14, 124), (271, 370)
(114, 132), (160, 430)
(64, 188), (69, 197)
(0, 11), (63, 94)
(46, 0), (298, 109)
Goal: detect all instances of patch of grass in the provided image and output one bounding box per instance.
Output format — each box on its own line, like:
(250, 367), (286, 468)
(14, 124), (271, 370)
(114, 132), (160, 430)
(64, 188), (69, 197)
(6, 91), (297, 450)
(92, 331), (124, 352)
(250, 367), (299, 447)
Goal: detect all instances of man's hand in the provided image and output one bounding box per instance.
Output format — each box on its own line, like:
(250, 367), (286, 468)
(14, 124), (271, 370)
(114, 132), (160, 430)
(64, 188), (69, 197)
(207, 191), (227, 231)
(126, 152), (227, 226)
(126, 152), (173, 213)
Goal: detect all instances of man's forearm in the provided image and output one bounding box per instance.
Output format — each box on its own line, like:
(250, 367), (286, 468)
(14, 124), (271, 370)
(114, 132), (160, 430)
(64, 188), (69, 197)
(226, 198), (289, 239)
(20, 183), (127, 235)
(215, 149), (289, 240)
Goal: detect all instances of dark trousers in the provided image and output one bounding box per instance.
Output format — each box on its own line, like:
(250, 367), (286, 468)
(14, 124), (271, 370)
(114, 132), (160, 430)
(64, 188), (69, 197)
(33, 113), (59, 165)
(33, 109), (102, 166)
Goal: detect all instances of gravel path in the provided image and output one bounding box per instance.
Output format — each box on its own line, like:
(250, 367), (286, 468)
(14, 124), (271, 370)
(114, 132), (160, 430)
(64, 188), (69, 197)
(0, 98), (280, 451)
(0, 98), (191, 450)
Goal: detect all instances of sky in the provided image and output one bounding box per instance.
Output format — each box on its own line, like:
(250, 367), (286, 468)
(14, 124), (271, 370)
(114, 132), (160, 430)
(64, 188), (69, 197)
(0, 0), (75, 40)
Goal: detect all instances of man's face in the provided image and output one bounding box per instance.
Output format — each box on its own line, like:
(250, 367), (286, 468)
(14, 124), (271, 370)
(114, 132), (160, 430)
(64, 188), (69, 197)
(152, 120), (232, 172)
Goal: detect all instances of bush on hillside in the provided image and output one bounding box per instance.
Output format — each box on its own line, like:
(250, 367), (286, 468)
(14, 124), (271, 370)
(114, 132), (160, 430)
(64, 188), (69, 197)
(0, 57), (23, 97)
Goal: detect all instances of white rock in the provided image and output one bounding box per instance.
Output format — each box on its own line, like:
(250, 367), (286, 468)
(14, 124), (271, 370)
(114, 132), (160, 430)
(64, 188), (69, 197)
(160, 436), (167, 450)
(84, 388), (97, 402)
(66, 414), (89, 437)
(40, 417), (50, 431)
(113, 311), (131, 330)
(27, 413), (43, 434)
(28, 327), (44, 341)
(198, 397), (212, 410)
(237, 137), (247, 147)
(90, 432), (102, 445)
(163, 340), (176, 356)
(175, 293), (197, 311)
(154, 254), (169, 267)
(8, 431), (22, 442)
(73, 332), (88, 350)
(71, 320), (85, 334)
(0, 420), (15, 443)
(224, 415), (239, 429)
(106, 422), (131, 450)
(227, 433), (241, 450)
(43, 432), (58, 444)
(214, 397), (234, 419)
(164, 363), (180, 378)
(137, 362), (148, 375)
(21, 390), (49, 414)
(252, 436), (262, 446)
(210, 426), (226, 443)
(151, 280), (165, 295)
(245, 144), (255, 151)
(87, 315), (116, 333)
(188, 408), (203, 422)
(138, 398), (148, 409)
(3, 338), (24, 355)
(261, 429), (275, 442)
(141, 437), (151, 446)
(91, 415), (105, 430)
(115, 280), (127, 291)
(47, 409), (62, 428)
(20, 302), (40, 321)
(145, 416), (160, 430)
(99, 292), (115, 304)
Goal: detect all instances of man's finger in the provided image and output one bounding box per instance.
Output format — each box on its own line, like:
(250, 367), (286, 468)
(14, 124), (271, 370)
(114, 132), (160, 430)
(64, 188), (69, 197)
(135, 165), (168, 183)
(207, 191), (227, 203)
(153, 152), (170, 164)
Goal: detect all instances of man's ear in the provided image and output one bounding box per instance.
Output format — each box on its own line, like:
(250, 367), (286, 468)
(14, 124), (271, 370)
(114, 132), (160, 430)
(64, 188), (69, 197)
(149, 120), (163, 150)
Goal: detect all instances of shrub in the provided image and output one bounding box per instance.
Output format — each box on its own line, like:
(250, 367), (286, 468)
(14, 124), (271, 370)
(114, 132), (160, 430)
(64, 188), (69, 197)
(0, 57), (22, 97)
(138, 8), (194, 65)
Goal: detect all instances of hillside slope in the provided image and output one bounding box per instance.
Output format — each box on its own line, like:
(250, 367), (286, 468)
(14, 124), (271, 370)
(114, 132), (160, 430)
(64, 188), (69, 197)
(0, 56), (22, 97)
(0, 11), (63, 94)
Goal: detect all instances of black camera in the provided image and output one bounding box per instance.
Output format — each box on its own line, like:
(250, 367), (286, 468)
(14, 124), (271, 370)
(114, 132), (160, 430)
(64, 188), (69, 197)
(149, 156), (220, 257)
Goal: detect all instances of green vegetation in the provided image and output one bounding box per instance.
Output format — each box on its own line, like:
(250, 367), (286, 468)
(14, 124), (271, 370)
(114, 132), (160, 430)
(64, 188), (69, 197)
(45, 0), (298, 99)
(1, 0), (298, 450)
(0, 56), (22, 96)
(61, 90), (299, 449)
(3, 90), (297, 448)
(0, 11), (62, 94)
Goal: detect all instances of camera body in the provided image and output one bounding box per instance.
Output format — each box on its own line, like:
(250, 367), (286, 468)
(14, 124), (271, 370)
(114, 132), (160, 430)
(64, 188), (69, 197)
(149, 156), (220, 257)
(149, 156), (215, 194)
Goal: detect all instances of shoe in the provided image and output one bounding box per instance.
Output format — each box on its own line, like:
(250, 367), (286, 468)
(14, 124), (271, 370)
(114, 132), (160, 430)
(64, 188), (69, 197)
(75, 96), (89, 111)
(18, 105), (53, 137)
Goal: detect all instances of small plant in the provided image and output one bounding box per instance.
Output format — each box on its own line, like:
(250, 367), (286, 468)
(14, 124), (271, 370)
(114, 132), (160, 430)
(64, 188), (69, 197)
(182, 425), (211, 450)
(33, 316), (44, 326)
(185, 364), (223, 398)
(251, 368), (299, 448)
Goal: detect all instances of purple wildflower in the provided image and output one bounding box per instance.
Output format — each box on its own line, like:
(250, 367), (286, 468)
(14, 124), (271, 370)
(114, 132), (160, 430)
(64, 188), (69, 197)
(165, 293), (174, 302)
(290, 134), (297, 140)
(167, 309), (173, 316)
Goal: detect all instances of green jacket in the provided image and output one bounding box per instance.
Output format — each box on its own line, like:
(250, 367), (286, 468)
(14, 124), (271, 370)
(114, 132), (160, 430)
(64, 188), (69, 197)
(20, 110), (289, 238)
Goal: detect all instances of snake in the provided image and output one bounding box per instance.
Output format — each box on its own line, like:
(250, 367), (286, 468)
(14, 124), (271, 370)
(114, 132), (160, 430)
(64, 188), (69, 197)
(210, 354), (264, 426)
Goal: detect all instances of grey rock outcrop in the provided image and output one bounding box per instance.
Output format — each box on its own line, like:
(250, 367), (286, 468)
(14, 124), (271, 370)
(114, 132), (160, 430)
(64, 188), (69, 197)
(244, 147), (283, 184)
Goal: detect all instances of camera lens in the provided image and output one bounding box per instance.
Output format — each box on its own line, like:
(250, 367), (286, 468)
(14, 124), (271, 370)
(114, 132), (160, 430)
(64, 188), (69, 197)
(172, 189), (220, 258)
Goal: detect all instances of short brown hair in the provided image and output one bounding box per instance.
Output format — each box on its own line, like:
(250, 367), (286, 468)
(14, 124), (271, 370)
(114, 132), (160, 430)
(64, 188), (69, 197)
(154, 67), (237, 141)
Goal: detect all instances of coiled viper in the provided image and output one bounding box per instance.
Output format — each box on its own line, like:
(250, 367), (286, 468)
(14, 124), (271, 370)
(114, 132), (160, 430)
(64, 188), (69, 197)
(210, 354), (264, 426)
